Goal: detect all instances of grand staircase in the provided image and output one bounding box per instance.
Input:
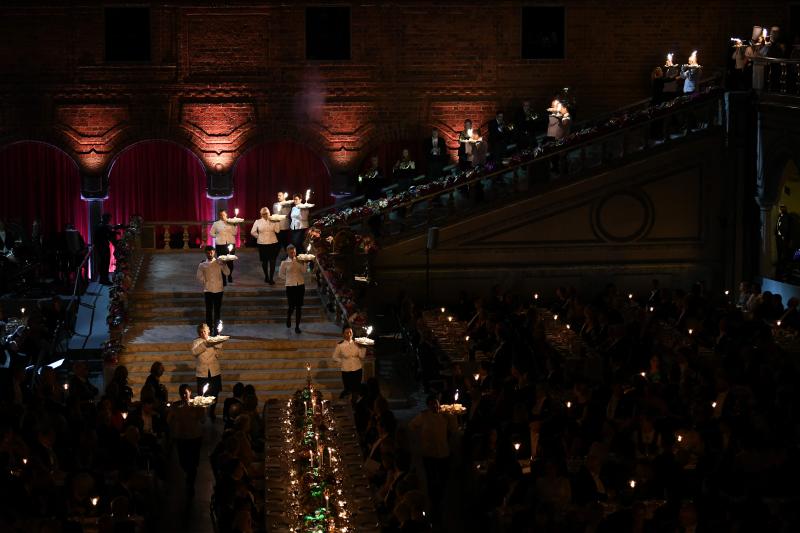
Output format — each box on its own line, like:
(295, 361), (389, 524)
(118, 250), (345, 402)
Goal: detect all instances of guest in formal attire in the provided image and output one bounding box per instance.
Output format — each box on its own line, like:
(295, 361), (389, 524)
(93, 213), (119, 285)
(196, 245), (230, 335)
(67, 360), (98, 403)
(290, 195), (310, 250)
(278, 244), (306, 334)
(191, 323), (223, 420)
(168, 384), (206, 498)
(424, 129), (448, 179)
(514, 100), (540, 149)
(210, 209), (237, 285)
(272, 191), (293, 255)
(487, 111), (512, 160)
(142, 361), (168, 409)
(362, 155), (384, 201)
(332, 326), (367, 399)
(250, 207), (281, 284)
(392, 148), (416, 191)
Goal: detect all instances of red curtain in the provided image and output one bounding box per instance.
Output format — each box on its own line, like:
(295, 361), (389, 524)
(230, 141), (332, 220)
(0, 141), (88, 242)
(105, 140), (212, 246)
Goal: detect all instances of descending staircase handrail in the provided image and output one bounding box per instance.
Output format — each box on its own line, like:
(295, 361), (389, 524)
(311, 88), (724, 232)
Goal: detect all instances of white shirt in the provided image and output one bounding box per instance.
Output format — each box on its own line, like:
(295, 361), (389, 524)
(196, 259), (230, 293)
(332, 340), (366, 372)
(290, 205), (310, 230)
(191, 337), (221, 377)
(272, 201), (292, 231)
(250, 218), (280, 245)
(210, 220), (236, 245)
(278, 258), (306, 287)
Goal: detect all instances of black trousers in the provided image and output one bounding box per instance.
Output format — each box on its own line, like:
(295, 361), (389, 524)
(286, 284), (305, 327)
(340, 368), (363, 397)
(291, 228), (306, 251)
(258, 243), (280, 281)
(214, 244), (234, 280)
(175, 437), (202, 489)
(95, 246), (111, 283)
(204, 291), (223, 334)
(197, 372), (222, 418)
(277, 229), (290, 250)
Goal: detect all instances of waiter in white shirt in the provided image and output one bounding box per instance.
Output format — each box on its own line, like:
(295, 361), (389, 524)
(278, 244), (305, 333)
(210, 209), (237, 285)
(290, 194), (310, 250)
(191, 323), (223, 420)
(272, 192), (293, 255)
(331, 325), (366, 399)
(196, 246), (230, 335)
(250, 207), (281, 284)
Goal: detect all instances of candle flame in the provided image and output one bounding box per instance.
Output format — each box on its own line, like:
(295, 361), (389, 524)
(307, 243), (312, 252)
(202, 382), (209, 395)
(22, 458), (27, 465)
(465, 335), (470, 341)
(629, 480), (636, 489)
(640, 372), (646, 378)
(454, 389), (459, 402)
(553, 314), (559, 321)
(725, 290), (730, 295)
(63, 383), (69, 390)
(217, 320), (223, 333)
(566, 401), (572, 408)
(712, 401), (717, 408)
(677, 434), (683, 442)
(566, 324), (571, 330)
(20, 307), (25, 314)
(667, 52), (673, 62)
(688, 328), (693, 335)
(234, 208), (239, 216)
(91, 497), (99, 506)
(447, 316), (453, 322)
(628, 293), (633, 299)
(513, 442), (521, 451)
(121, 412), (128, 420)
(440, 307), (445, 313)
(473, 373), (480, 381)
(366, 325), (373, 336)
(227, 243), (233, 252)
(305, 188), (311, 202)
(534, 293), (539, 300)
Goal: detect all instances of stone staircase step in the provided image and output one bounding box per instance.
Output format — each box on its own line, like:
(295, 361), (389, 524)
(128, 368), (341, 383)
(130, 307), (324, 319)
(128, 316), (326, 325)
(131, 296), (322, 308)
(122, 339), (335, 352)
(131, 287), (317, 300)
(120, 349), (332, 362)
(124, 359), (337, 373)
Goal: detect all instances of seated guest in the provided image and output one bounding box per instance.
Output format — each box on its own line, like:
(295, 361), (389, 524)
(424, 128), (448, 178)
(67, 360), (99, 403)
(141, 361), (168, 408)
(487, 111), (512, 160)
(223, 382), (246, 429)
(392, 148), (416, 191)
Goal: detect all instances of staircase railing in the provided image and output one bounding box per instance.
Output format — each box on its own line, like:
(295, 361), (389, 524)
(312, 88), (724, 237)
(752, 56), (800, 95)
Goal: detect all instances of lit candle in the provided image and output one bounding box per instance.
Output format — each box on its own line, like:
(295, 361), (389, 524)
(454, 389), (459, 402)
(688, 328), (693, 335)
(473, 373), (480, 381)
(628, 293), (633, 300)
(217, 320), (223, 334)
(566, 324), (571, 330)
(305, 189), (311, 202)
(777, 320), (782, 327)
(366, 325), (373, 336)
(534, 293), (539, 300)
(465, 335), (470, 341)
(554, 314), (559, 321)
(711, 401), (717, 408)
(325, 494), (330, 510)
(202, 382), (209, 396)
(724, 290), (730, 296)
(440, 307), (445, 313)
(513, 442), (521, 451)
(91, 497), (99, 507)
(447, 316), (453, 322)
(566, 401), (572, 409)
(640, 372), (646, 378)
(234, 208), (239, 216)
(629, 479), (636, 489)
(227, 243), (233, 253)
(63, 383), (69, 391)
(121, 412), (128, 420)
(677, 434), (683, 443)
(20, 307), (25, 315)
(22, 458), (27, 465)
(310, 450), (314, 468)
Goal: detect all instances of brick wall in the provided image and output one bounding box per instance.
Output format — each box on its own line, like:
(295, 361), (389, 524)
(0, 0), (790, 188)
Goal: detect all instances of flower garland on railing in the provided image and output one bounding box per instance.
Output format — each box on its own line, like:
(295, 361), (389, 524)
(103, 216), (143, 365)
(312, 87), (721, 231)
(282, 368), (353, 533)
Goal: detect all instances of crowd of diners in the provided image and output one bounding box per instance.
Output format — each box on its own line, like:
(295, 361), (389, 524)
(389, 277), (800, 531)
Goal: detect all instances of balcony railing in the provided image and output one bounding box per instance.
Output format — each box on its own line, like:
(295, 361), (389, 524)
(312, 88), (724, 238)
(752, 56), (800, 95)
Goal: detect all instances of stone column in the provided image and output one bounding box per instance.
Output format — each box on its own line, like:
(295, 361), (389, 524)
(757, 199), (775, 279)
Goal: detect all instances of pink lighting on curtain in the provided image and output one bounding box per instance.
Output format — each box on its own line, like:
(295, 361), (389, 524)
(230, 140), (332, 230)
(105, 140), (213, 248)
(0, 141), (88, 241)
